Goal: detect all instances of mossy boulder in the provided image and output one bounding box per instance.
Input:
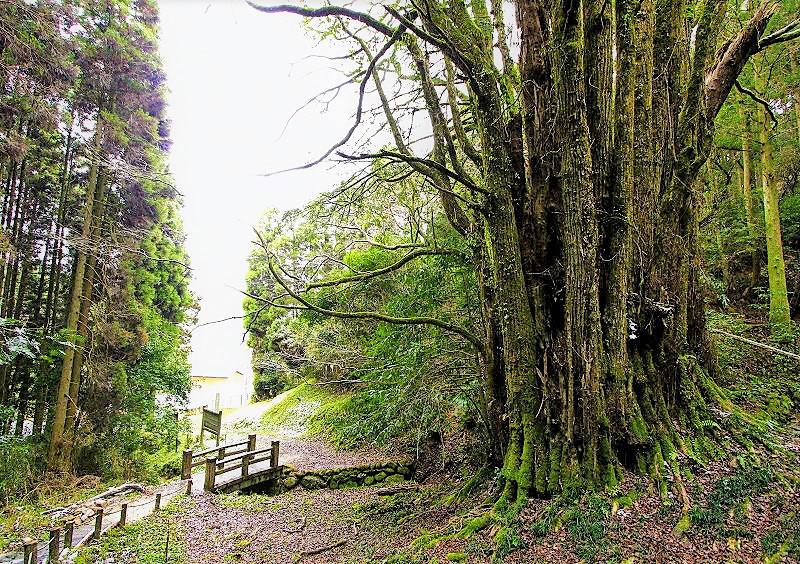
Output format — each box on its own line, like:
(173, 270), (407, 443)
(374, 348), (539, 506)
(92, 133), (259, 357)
(373, 472), (387, 482)
(300, 474), (326, 490)
(385, 474), (405, 485)
(283, 476), (299, 489)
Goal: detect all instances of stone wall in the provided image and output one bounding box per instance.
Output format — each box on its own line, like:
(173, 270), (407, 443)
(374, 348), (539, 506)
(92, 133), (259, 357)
(281, 461), (414, 492)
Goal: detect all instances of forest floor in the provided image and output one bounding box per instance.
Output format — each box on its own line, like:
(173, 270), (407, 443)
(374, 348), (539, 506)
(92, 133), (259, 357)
(72, 312), (800, 562)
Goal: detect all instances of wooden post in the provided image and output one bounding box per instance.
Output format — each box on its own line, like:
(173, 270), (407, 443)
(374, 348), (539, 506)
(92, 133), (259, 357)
(49, 528), (60, 562)
(218, 446), (226, 461)
(94, 508), (104, 539)
(204, 456), (217, 491)
(186, 478), (193, 496)
(154, 493), (162, 511)
(200, 405), (207, 444)
(248, 433), (256, 452)
(181, 449), (193, 480)
(270, 440), (280, 467)
(64, 520), (75, 548)
(120, 503), (128, 526)
(22, 538), (36, 564)
(242, 453), (250, 478)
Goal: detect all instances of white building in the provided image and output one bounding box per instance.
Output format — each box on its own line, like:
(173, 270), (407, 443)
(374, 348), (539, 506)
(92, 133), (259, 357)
(187, 370), (252, 411)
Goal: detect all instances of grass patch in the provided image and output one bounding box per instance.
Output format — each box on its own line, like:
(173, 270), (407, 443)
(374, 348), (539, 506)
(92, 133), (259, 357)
(75, 496), (188, 564)
(530, 493), (612, 563)
(259, 381), (345, 437)
(688, 466), (773, 534)
(216, 492), (282, 512)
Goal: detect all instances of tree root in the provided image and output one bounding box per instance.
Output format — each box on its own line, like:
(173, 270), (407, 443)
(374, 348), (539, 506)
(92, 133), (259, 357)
(300, 539), (346, 557)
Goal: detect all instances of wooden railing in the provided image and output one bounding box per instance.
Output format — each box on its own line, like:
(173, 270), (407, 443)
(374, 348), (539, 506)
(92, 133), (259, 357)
(203, 440), (280, 491)
(181, 434), (256, 480)
(20, 480), (191, 563)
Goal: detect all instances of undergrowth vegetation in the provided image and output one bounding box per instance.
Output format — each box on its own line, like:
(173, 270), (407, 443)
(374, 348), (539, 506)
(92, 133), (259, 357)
(75, 496), (188, 564)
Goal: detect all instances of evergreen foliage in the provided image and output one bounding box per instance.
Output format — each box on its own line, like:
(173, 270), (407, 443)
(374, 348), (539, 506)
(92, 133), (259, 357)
(0, 0), (192, 484)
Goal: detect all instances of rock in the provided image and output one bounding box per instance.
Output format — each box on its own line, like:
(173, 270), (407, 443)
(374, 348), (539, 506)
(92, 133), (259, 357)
(373, 472), (387, 482)
(446, 552), (467, 562)
(344, 480), (358, 488)
(364, 475), (375, 486)
(300, 475), (326, 490)
(283, 476), (299, 489)
(385, 474), (405, 485)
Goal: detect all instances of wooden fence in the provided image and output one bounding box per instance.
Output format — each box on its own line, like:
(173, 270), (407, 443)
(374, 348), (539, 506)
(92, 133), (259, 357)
(20, 480), (191, 563)
(181, 434), (256, 480)
(203, 440), (280, 492)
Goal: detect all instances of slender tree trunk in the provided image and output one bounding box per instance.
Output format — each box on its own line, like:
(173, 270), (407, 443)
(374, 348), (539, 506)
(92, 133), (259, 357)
(792, 51), (800, 146)
(738, 106), (760, 287)
(48, 120), (104, 471)
(63, 170), (108, 452)
(755, 64), (791, 330)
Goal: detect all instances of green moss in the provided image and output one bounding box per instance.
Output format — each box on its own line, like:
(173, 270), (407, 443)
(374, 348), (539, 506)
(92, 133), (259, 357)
(673, 513), (692, 536)
(458, 512), (492, 539)
(547, 437), (563, 493)
(445, 552), (468, 562)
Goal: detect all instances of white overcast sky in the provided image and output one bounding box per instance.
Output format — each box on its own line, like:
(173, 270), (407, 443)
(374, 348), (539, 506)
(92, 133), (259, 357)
(158, 0), (353, 376)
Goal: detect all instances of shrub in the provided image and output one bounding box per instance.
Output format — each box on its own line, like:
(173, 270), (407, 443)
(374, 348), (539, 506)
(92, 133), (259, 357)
(0, 435), (43, 505)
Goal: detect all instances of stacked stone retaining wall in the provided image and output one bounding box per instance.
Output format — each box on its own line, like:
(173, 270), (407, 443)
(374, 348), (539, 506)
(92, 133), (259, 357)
(281, 460), (414, 491)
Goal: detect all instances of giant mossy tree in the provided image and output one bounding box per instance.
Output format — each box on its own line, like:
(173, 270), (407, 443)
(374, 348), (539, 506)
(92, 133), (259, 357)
(251, 0), (799, 502)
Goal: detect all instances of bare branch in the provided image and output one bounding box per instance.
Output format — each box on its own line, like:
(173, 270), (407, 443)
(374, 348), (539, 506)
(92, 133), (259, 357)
(758, 18), (800, 50)
(337, 150), (486, 195)
(734, 80), (777, 129)
(247, 2), (394, 36)
(266, 258), (486, 355)
(257, 23), (408, 175)
(307, 248), (451, 290)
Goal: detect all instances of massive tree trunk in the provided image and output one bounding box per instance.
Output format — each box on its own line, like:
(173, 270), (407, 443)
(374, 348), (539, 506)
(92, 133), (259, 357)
(256, 0), (795, 501)
(479, 0), (779, 500)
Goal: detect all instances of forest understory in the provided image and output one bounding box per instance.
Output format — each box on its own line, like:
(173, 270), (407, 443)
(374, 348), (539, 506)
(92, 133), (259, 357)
(3, 0), (800, 562)
(70, 309), (800, 564)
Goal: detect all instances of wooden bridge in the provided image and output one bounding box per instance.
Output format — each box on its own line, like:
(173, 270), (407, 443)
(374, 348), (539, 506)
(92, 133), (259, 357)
(182, 435), (284, 494)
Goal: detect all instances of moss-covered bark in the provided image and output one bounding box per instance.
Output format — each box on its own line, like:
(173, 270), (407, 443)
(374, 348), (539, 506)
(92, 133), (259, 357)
(755, 61), (792, 330)
(261, 0), (794, 507)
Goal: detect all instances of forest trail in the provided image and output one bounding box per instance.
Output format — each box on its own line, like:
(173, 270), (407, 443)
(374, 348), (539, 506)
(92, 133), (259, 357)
(187, 383), (404, 492)
(175, 384), (420, 563)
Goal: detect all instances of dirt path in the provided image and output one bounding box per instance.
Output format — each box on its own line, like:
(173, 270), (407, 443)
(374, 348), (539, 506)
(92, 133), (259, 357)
(179, 484), (447, 564)
(177, 386), (427, 563)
